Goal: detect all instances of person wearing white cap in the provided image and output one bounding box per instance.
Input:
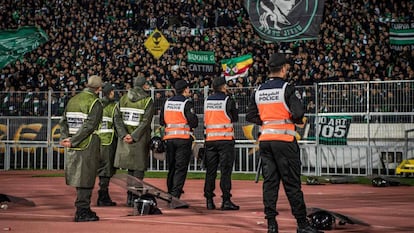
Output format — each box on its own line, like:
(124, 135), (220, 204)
(59, 75), (103, 222)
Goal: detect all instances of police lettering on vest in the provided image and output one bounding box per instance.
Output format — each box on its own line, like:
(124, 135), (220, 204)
(163, 99), (191, 140)
(204, 96), (234, 141)
(257, 90), (281, 102)
(255, 82), (296, 142)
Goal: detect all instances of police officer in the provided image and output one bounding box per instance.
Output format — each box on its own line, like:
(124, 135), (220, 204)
(159, 79), (198, 200)
(114, 76), (154, 206)
(96, 83), (120, 206)
(203, 76), (239, 211)
(246, 53), (322, 233)
(59, 75), (103, 222)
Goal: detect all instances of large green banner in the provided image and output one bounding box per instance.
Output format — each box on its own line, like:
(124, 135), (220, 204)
(244, 0), (325, 42)
(0, 26), (49, 69)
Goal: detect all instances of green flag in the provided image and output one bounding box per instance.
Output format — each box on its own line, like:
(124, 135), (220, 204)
(187, 51), (216, 75)
(389, 22), (414, 51)
(0, 26), (49, 69)
(187, 51), (215, 64)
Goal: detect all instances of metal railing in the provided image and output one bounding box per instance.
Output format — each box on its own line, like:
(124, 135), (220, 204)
(1, 81), (413, 176)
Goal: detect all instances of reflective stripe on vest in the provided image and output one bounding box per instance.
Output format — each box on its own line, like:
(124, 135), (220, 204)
(205, 123), (233, 129)
(261, 129), (296, 136)
(98, 102), (117, 145)
(263, 119), (293, 125)
(65, 91), (100, 150)
(206, 132), (234, 137)
(120, 107), (145, 126)
(165, 130), (193, 136)
(119, 95), (152, 134)
(163, 99), (191, 139)
(167, 123), (189, 128)
(99, 116), (114, 133)
(204, 96), (233, 141)
(255, 82), (296, 142)
(67, 112), (88, 135)
(99, 128), (114, 133)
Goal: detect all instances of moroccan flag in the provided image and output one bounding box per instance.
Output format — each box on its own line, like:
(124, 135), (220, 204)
(389, 22), (414, 51)
(221, 54), (253, 81)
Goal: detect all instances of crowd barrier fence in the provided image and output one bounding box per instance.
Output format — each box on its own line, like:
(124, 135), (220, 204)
(1, 80), (413, 176)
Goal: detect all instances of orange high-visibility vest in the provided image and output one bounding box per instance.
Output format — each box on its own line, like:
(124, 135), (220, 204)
(163, 99), (191, 140)
(204, 95), (234, 141)
(255, 82), (296, 142)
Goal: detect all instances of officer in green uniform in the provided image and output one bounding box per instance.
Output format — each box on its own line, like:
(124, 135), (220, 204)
(97, 83), (122, 206)
(114, 76), (154, 206)
(59, 75), (103, 222)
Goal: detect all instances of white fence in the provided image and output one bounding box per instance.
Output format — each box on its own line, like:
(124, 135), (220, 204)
(1, 81), (413, 176)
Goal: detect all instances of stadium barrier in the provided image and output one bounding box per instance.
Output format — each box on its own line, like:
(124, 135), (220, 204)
(1, 81), (413, 176)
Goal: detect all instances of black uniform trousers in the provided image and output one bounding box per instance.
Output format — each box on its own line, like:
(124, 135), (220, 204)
(259, 140), (307, 220)
(166, 138), (192, 198)
(203, 140), (235, 200)
(98, 142), (117, 190)
(75, 187), (93, 210)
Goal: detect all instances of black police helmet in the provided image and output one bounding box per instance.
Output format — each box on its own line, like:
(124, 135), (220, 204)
(135, 194), (162, 215)
(306, 176), (320, 185)
(150, 136), (165, 153)
(309, 210), (335, 230)
(371, 177), (389, 187)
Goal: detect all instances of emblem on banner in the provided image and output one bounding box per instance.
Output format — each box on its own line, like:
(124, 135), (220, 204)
(245, 0), (324, 42)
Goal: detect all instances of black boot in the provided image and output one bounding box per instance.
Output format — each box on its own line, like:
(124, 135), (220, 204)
(206, 198), (216, 210)
(297, 218), (323, 233)
(220, 199), (240, 211)
(297, 225), (323, 233)
(127, 191), (133, 207)
(267, 218), (278, 233)
(97, 190), (116, 206)
(74, 208), (99, 222)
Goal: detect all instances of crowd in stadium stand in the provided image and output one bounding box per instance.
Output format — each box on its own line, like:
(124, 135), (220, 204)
(0, 0), (413, 117)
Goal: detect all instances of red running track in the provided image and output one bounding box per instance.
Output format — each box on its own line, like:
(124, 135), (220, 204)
(1, 170), (413, 233)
